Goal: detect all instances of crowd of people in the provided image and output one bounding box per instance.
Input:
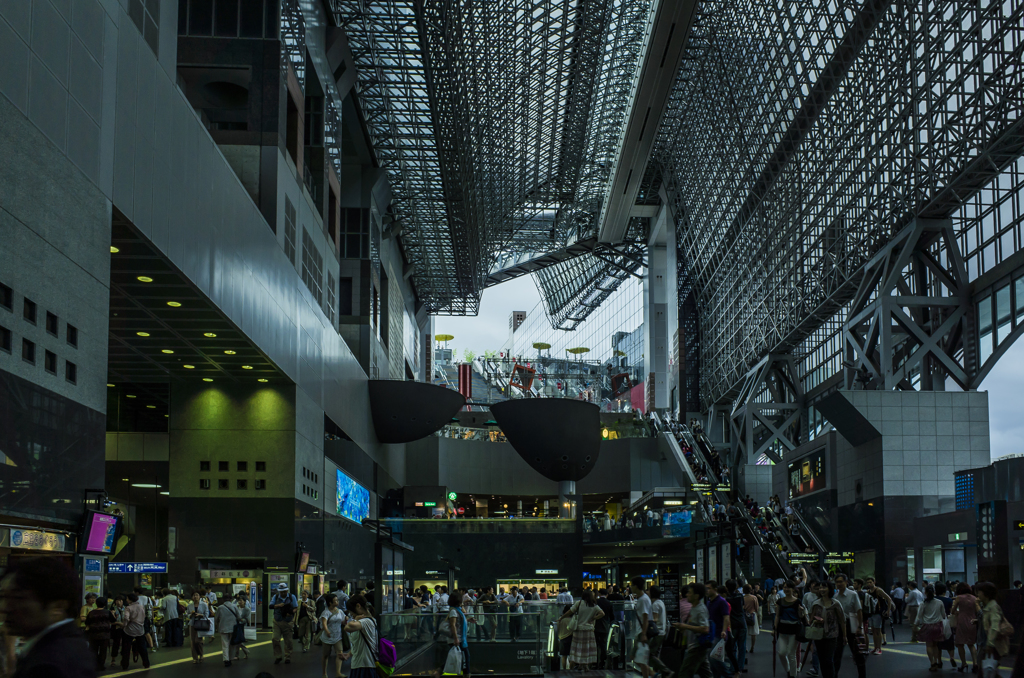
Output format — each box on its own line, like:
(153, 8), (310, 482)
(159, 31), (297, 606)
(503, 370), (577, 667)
(756, 572), (1020, 678)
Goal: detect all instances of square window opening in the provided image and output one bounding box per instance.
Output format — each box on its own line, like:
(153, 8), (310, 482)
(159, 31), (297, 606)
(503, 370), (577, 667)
(256, 461), (266, 472)
(44, 350), (57, 374)
(0, 326), (10, 353)
(200, 461), (211, 472)
(237, 479), (247, 490)
(22, 339), (35, 364)
(200, 479), (211, 490)
(46, 312), (58, 336)
(0, 283), (11, 310)
(23, 298), (36, 324)
(218, 478), (228, 490)
(65, 361), (77, 384)
(237, 461), (248, 472)
(67, 324), (78, 348)
(255, 479), (266, 490)
(218, 461), (229, 472)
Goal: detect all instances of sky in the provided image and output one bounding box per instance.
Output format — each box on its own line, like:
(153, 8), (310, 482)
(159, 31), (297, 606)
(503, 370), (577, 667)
(433, 276), (1020, 463)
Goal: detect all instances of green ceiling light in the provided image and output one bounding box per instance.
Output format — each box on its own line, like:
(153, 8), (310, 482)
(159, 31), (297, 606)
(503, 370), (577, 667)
(137, 276), (153, 283)
(110, 246), (120, 253)
(136, 331), (150, 337)
(146, 405), (156, 409)
(258, 378), (268, 383)
(224, 350), (236, 355)
(107, 383), (115, 388)
(204, 332), (217, 338)
(242, 365), (253, 370)
(126, 395), (136, 398)
(183, 364), (195, 369)
(161, 349), (174, 354)
(202, 378), (213, 382)
(167, 301), (182, 307)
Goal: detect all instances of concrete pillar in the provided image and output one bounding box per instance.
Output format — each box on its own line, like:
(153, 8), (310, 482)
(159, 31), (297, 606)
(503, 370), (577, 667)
(559, 480), (576, 519)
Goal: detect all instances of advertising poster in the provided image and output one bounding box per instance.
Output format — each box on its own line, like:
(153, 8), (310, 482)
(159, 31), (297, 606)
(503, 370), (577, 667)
(721, 544), (731, 583)
(85, 513), (119, 554)
(708, 544), (718, 583)
(696, 548), (705, 583)
(336, 469), (370, 524)
(661, 510), (692, 538)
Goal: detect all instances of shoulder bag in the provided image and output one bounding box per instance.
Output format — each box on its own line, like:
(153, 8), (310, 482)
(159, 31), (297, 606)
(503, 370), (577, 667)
(229, 605), (246, 645)
(358, 618), (397, 678)
(566, 601), (580, 634)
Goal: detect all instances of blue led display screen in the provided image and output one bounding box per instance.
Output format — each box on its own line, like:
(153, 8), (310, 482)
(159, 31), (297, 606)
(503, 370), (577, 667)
(336, 468), (370, 524)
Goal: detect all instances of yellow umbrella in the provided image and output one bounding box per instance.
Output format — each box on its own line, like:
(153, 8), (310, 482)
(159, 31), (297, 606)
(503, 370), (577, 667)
(614, 350), (626, 356)
(435, 334), (455, 342)
(567, 347), (590, 355)
(533, 342), (551, 350)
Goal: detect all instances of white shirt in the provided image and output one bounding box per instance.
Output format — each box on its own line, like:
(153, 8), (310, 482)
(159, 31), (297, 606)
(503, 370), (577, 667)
(635, 593), (653, 636)
(652, 599), (667, 632)
(891, 587), (905, 600)
(905, 589), (924, 606)
(556, 591), (573, 604)
(802, 592), (820, 613)
(834, 588), (862, 631)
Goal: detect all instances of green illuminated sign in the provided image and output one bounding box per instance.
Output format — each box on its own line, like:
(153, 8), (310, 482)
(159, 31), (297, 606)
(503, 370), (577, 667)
(448, 491), (457, 501)
(423, 502), (437, 507)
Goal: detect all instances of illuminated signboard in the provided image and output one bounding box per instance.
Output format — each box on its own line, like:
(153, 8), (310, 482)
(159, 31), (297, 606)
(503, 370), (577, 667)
(948, 532), (968, 542)
(788, 552), (820, 564)
(1013, 520), (1024, 531)
(823, 552), (854, 565)
(788, 449), (826, 499)
(690, 483), (713, 494)
(336, 469), (370, 524)
(715, 484), (732, 493)
(535, 569), (559, 575)
(423, 502), (437, 507)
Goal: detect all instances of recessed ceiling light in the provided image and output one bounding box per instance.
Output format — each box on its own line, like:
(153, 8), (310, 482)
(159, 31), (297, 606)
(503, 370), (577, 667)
(183, 364), (195, 369)
(167, 301), (182, 307)
(161, 349), (174, 354)
(159, 491), (169, 496)
(204, 332), (217, 338)
(137, 331), (150, 337)
(131, 483), (161, 489)
(146, 405), (156, 409)
(110, 246), (120, 253)
(164, 414), (169, 418)
(137, 276), (153, 283)
(242, 365), (253, 370)
(107, 383), (115, 388)
(224, 350), (236, 355)
(203, 378), (213, 382)
(126, 395), (136, 398)
(258, 378), (268, 383)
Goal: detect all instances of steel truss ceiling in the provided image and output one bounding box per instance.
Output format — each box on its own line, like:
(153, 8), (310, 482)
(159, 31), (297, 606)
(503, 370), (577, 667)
(331, 0), (653, 314)
(650, 0), (1024, 407)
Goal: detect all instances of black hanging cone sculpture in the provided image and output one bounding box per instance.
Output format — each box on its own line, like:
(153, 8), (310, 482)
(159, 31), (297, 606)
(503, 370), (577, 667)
(489, 398), (601, 482)
(368, 380), (466, 443)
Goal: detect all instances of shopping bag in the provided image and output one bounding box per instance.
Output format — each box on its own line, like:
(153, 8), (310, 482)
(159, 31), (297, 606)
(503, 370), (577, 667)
(981, 657), (998, 678)
(244, 626), (257, 642)
(634, 641), (650, 666)
(197, 618), (215, 638)
(940, 618), (952, 639)
(442, 646), (463, 676)
(709, 638), (727, 663)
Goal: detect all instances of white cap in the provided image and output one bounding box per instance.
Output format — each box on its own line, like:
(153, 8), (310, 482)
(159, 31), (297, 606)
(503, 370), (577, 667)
(277, 583), (289, 591)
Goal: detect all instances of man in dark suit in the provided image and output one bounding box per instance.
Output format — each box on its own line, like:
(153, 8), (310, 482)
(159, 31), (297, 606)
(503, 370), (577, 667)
(1, 556), (96, 678)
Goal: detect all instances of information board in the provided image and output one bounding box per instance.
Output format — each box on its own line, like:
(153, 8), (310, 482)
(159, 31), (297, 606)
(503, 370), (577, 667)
(787, 552), (820, 565)
(823, 552), (854, 565)
(708, 543), (718, 582)
(659, 564), (682, 623)
(696, 548), (705, 583)
(721, 543), (731, 582)
(107, 562), (168, 574)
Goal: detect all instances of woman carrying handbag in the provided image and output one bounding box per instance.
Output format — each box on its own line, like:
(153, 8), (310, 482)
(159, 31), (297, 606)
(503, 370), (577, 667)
(806, 581), (846, 678)
(185, 592), (210, 664)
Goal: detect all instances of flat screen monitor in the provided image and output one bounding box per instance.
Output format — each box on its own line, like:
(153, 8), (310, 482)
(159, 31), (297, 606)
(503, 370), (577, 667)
(788, 449), (826, 499)
(80, 511), (121, 555)
(336, 469), (370, 524)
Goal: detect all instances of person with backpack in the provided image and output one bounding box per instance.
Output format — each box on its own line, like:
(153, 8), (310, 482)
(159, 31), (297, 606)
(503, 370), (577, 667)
(271, 583), (298, 664)
(344, 594), (383, 678)
(85, 596), (115, 671)
(673, 583), (713, 678)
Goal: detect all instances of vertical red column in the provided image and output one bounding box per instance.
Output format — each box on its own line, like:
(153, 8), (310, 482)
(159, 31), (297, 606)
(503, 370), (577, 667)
(458, 363), (472, 405)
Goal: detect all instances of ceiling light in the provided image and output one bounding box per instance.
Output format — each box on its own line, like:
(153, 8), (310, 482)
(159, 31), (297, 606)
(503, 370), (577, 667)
(130, 483), (161, 489)
(164, 414), (168, 418)
(224, 350), (236, 355)
(167, 301), (182, 307)
(183, 364), (195, 369)
(161, 349), (174, 354)
(258, 378), (268, 383)
(136, 331), (150, 337)
(137, 276), (153, 283)
(242, 365), (253, 370)
(110, 246), (120, 253)
(146, 405), (156, 409)
(126, 395), (136, 398)
(203, 378), (213, 382)
(159, 491), (169, 496)
(107, 383), (115, 388)
(204, 333), (217, 338)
